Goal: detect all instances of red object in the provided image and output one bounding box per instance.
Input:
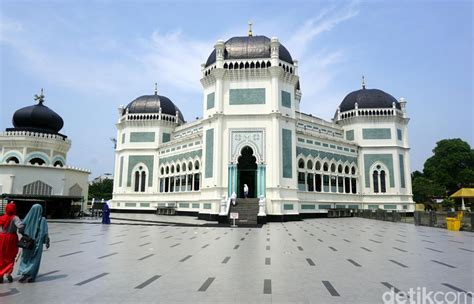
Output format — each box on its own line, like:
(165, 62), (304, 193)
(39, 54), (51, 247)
(0, 202), (19, 276)
(0, 202), (16, 230)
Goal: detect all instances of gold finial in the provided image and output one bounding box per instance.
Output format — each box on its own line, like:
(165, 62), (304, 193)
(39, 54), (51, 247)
(154, 82), (158, 95)
(34, 88), (45, 105)
(248, 21), (253, 37)
(362, 75), (366, 89)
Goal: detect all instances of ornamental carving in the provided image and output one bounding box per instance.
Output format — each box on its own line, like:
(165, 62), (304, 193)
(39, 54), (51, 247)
(230, 129), (265, 163)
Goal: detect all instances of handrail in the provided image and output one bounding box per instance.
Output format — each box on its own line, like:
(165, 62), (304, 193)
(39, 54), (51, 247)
(226, 197), (232, 215)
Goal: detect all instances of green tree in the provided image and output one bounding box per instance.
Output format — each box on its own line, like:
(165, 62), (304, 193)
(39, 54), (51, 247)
(88, 179), (114, 200)
(423, 138), (474, 194)
(412, 176), (445, 203)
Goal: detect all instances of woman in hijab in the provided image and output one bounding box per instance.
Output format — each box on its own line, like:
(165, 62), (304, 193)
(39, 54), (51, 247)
(0, 202), (24, 283)
(17, 204), (50, 283)
(102, 202), (110, 224)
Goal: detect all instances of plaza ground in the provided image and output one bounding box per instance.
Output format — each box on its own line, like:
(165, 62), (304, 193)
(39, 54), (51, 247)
(1, 217), (472, 303)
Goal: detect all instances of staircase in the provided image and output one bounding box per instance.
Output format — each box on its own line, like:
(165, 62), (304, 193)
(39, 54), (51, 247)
(229, 198), (259, 226)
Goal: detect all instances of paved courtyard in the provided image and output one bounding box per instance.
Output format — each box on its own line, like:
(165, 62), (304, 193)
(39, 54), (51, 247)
(1, 217), (473, 303)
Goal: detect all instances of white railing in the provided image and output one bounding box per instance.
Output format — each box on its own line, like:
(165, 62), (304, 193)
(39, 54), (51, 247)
(1, 131), (70, 143)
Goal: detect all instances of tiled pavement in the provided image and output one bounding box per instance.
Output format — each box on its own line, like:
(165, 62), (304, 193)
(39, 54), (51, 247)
(1, 218), (472, 303)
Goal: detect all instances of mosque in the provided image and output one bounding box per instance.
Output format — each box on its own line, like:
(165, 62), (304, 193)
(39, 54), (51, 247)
(0, 90), (90, 217)
(110, 27), (414, 222)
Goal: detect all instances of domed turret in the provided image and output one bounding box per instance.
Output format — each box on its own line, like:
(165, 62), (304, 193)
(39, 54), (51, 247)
(339, 78), (400, 112)
(9, 89), (65, 135)
(124, 86), (184, 123)
(205, 35), (293, 67)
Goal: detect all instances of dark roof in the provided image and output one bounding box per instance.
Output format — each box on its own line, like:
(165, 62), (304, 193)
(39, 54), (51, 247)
(339, 88), (401, 112)
(125, 94), (185, 122)
(205, 35), (293, 67)
(9, 102), (64, 135)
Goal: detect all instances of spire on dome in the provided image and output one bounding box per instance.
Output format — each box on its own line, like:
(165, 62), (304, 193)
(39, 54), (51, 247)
(361, 76), (366, 89)
(248, 21), (253, 37)
(34, 88), (45, 105)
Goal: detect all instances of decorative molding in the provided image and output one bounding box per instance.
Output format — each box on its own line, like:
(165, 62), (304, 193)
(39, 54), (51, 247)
(229, 129), (265, 164)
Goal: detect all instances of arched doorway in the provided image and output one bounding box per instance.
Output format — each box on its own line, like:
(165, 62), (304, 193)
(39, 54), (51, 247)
(237, 146), (257, 198)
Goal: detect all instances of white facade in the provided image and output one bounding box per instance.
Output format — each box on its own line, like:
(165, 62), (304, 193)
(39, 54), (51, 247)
(0, 131), (90, 202)
(111, 33), (414, 218)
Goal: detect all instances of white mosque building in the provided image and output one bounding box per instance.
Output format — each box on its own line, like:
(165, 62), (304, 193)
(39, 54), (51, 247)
(0, 90), (90, 218)
(110, 28), (413, 222)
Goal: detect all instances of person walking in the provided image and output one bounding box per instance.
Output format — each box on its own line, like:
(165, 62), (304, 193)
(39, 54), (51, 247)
(243, 184), (249, 199)
(0, 202), (24, 283)
(17, 204), (50, 283)
(102, 202), (111, 224)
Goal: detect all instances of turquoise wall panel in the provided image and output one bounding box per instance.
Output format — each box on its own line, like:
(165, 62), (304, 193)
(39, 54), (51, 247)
(319, 205), (332, 209)
(283, 204), (294, 210)
(368, 204), (379, 209)
(301, 204), (316, 210)
(203, 203), (212, 209)
(205, 129), (214, 178)
(127, 155), (154, 187)
(229, 88), (265, 105)
(192, 203), (200, 209)
(282, 129), (293, 178)
(179, 203), (190, 208)
(362, 128), (391, 139)
(281, 91), (291, 108)
(130, 132), (155, 142)
(119, 156), (124, 187)
(162, 133), (171, 143)
(384, 204), (397, 210)
(207, 92), (215, 109)
(346, 130), (354, 141)
(399, 154), (406, 188)
(363, 154), (394, 188)
(397, 129), (402, 140)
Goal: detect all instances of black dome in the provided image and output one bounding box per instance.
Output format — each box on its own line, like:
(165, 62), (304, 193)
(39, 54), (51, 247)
(10, 102), (64, 135)
(339, 88), (401, 112)
(205, 35), (293, 67)
(125, 94), (185, 122)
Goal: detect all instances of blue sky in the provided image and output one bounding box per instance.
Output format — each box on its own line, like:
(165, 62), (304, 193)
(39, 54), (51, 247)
(1, 0), (472, 179)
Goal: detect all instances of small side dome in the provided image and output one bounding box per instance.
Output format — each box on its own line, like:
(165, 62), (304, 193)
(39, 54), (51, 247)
(339, 87), (400, 112)
(8, 89), (64, 135)
(125, 92), (185, 123)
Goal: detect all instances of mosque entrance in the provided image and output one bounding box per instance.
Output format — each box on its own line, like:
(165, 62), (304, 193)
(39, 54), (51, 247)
(237, 146), (257, 198)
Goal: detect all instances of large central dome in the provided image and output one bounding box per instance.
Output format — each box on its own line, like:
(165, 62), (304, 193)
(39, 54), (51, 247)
(205, 35), (293, 67)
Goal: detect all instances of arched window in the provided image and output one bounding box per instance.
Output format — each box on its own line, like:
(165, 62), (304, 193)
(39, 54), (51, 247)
(194, 160), (200, 170)
(134, 171), (140, 192)
(134, 165), (147, 192)
(29, 158), (45, 165)
(140, 171), (146, 192)
(182, 163), (186, 172)
(171, 165), (175, 174)
(54, 160), (64, 167)
(161, 167), (164, 175)
(298, 159), (304, 169)
(188, 162), (193, 171)
(6, 156), (19, 164)
(351, 166), (356, 175)
(176, 164), (180, 173)
(380, 170), (386, 193)
(166, 166), (170, 174)
(323, 163), (329, 171)
(345, 166), (350, 174)
(372, 165), (387, 194)
(307, 160), (313, 170)
(330, 164), (336, 172)
(338, 164), (343, 173)
(315, 161), (321, 171)
(373, 171), (379, 193)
